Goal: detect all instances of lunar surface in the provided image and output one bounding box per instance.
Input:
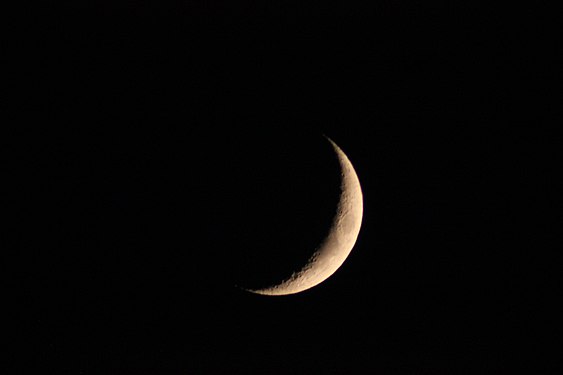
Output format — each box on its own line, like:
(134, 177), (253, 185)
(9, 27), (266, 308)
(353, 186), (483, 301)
(246, 136), (363, 296)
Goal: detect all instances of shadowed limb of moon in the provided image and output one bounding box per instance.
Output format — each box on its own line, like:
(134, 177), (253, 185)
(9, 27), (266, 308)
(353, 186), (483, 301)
(244, 136), (364, 296)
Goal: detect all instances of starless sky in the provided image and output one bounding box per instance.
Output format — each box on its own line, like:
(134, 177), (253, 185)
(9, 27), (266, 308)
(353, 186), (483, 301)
(5, 1), (559, 374)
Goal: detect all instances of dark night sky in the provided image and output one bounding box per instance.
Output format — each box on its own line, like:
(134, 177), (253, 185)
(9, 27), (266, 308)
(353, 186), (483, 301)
(5, 1), (560, 374)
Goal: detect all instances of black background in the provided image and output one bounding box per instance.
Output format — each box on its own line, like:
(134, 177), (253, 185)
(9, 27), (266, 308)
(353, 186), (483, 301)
(5, 1), (560, 374)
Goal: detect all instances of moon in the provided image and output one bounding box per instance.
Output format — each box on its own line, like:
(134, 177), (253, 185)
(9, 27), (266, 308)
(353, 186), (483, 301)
(245, 136), (364, 296)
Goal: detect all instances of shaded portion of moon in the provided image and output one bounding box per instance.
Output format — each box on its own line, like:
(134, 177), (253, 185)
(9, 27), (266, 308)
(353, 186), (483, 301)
(246, 137), (363, 296)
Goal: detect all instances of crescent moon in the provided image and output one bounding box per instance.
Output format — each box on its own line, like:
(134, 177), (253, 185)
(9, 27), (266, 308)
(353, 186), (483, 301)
(246, 136), (364, 296)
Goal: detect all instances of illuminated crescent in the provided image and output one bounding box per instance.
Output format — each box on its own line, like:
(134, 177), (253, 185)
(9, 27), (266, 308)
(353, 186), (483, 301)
(246, 137), (363, 296)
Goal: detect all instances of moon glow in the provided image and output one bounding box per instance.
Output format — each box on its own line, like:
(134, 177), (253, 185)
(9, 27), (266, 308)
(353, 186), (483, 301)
(246, 137), (363, 296)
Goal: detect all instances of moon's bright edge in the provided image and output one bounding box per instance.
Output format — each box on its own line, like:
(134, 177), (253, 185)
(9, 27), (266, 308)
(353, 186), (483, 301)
(245, 136), (364, 296)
